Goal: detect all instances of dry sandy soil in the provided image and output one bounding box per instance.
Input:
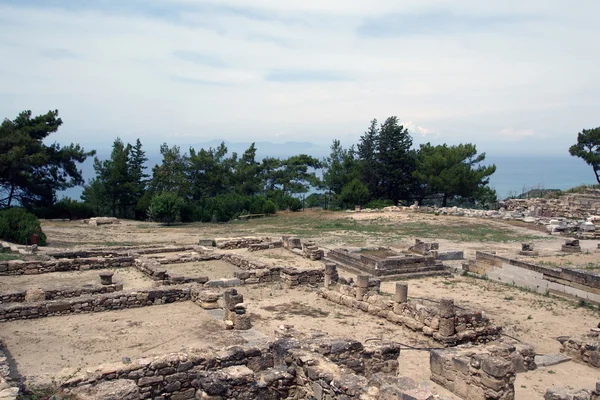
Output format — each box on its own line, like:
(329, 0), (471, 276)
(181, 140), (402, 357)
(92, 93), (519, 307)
(162, 259), (240, 280)
(1, 209), (599, 398)
(0, 267), (153, 294)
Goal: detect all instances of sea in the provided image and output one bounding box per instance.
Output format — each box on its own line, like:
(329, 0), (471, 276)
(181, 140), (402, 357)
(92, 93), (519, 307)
(60, 154), (598, 201)
(486, 155), (597, 199)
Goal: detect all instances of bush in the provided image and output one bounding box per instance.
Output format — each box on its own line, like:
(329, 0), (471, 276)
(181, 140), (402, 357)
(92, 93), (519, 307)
(148, 193), (184, 225)
(0, 208), (47, 245)
(262, 200), (277, 215)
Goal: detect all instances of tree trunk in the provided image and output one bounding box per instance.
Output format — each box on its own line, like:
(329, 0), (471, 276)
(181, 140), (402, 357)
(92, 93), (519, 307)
(7, 184), (14, 208)
(594, 164), (600, 184)
(442, 193), (448, 207)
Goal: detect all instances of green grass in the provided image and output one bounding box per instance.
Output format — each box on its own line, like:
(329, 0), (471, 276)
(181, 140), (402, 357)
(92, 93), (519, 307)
(0, 253), (22, 261)
(129, 210), (544, 245)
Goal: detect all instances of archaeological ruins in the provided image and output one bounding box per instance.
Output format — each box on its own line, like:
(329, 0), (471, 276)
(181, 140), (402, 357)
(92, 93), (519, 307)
(2, 191), (600, 400)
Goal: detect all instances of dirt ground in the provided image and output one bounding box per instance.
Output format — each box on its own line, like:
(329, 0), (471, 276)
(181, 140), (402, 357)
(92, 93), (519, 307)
(2, 210), (599, 397)
(0, 267), (153, 293)
(227, 247), (326, 269)
(162, 259), (240, 280)
(2, 302), (244, 385)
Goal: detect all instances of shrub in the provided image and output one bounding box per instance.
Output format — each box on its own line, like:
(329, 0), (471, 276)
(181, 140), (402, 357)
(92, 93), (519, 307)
(262, 200), (277, 215)
(0, 208), (47, 245)
(148, 193), (184, 225)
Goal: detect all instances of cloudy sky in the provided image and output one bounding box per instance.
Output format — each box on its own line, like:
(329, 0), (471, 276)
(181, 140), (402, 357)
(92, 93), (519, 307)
(1, 0), (599, 156)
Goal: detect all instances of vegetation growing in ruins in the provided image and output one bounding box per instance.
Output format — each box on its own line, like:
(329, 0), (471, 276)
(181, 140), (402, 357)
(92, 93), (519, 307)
(0, 208), (46, 245)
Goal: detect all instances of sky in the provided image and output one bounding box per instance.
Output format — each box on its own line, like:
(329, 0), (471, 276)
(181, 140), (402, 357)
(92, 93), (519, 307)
(1, 0), (599, 156)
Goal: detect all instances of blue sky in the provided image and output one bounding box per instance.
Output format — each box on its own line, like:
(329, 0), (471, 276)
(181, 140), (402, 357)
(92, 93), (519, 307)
(1, 0), (599, 156)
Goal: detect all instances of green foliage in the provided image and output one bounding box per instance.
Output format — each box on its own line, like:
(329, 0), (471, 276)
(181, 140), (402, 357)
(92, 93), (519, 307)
(339, 179), (370, 209)
(0, 208), (46, 245)
(358, 117), (416, 202)
(262, 200), (277, 215)
(33, 197), (95, 220)
(323, 140), (359, 196)
(148, 193), (184, 225)
(365, 199), (395, 209)
(84, 137), (148, 218)
(413, 143), (496, 206)
(569, 127), (600, 183)
(0, 110), (94, 209)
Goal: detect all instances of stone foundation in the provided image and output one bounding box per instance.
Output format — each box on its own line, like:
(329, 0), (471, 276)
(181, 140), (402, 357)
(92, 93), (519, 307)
(0, 285), (192, 322)
(319, 283), (501, 346)
(0, 256), (134, 276)
(54, 334), (436, 400)
(559, 334), (600, 368)
(430, 343), (536, 400)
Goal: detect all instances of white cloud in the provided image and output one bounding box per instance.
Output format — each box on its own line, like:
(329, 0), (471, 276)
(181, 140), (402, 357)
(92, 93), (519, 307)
(0, 1), (598, 154)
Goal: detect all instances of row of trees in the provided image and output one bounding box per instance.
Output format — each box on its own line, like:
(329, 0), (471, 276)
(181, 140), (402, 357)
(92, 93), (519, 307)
(82, 139), (322, 222)
(1, 110), (499, 223)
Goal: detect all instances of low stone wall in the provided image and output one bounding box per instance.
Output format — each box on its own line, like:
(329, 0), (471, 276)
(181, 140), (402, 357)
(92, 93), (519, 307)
(235, 266), (282, 284)
(560, 334), (600, 368)
(0, 283), (123, 304)
(55, 335), (431, 400)
(281, 267), (323, 288)
(220, 253), (270, 270)
(0, 256), (134, 276)
(45, 245), (201, 259)
(215, 237), (272, 249)
(319, 285), (501, 346)
(430, 343), (536, 400)
(247, 241), (283, 252)
(0, 285), (192, 322)
(470, 252), (600, 303)
(0, 339), (18, 399)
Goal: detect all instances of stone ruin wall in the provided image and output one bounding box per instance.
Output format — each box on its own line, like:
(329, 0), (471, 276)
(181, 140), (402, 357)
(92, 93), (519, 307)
(0, 282), (123, 305)
(318, 283), (501, 346)
(0, 339), (18, 399)
(52, 334), (436, 400)
(468, 252), (600, 303)
(0, 256), (134, 276)
(501, 189), (600, 219)
(430, 342), (536, 400)
(0, 285), (192, 322)
(560, 334), (600, 369)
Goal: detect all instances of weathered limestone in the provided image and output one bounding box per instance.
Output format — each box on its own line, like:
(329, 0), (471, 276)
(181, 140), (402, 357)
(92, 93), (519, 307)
(319, 285), (502, 346)
(214, 236), (272, 249)
(430, 343), (535, 400)
(324, 263), (338, 289)
(562, 239), (582, 253)
(0, 286), (192, 322)
(468, 252), (600, 303)
(24, 288), (46, 302)
(520, 242), (539, 256)
(99, 272), (114, 285)
(326, 247), (451, 279)
(394, 283), (408, 303)
(559, 334), (600, 368)
(223, 289), (251, 330)
(356, 275), (370, 301)
(438, 297), (456, 338)
(0, 256), (134, 276)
